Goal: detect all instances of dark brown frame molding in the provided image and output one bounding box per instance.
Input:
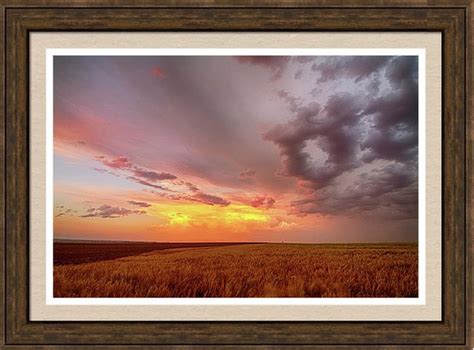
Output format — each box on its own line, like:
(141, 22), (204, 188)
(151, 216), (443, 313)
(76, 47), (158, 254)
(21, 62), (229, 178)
(1, 1), (472, 348)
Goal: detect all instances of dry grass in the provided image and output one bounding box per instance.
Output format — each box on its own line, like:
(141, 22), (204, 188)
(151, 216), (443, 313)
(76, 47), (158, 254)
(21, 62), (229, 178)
(54, 243), (418, 298)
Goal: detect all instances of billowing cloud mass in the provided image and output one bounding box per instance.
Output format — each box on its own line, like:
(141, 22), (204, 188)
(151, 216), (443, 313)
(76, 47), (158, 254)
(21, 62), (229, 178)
(54, 54), (419, 242)
(265, 56), (418, 222)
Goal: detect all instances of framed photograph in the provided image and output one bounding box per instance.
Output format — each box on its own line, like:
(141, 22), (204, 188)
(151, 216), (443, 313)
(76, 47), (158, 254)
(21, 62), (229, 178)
(2, 1), (472, 348)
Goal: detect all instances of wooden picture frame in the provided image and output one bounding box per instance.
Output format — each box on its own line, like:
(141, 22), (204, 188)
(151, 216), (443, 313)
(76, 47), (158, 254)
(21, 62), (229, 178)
(1, 1), (472, 348)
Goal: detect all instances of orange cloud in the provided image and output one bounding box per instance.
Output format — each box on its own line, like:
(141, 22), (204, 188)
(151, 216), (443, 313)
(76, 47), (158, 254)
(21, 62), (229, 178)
(250, 195), (275, 209)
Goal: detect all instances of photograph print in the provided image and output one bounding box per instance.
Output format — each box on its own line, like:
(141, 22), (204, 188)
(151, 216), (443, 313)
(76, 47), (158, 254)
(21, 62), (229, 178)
(52, 53), (420, 298)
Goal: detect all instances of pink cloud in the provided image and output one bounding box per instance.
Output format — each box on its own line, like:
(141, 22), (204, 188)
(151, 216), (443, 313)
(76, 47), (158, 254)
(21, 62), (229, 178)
(172, 180), (200, 192)
(185, 181), (199, 192)
(95, 155), (231, 207)
(191, 193), (231, 207)
(152, 66), (166, 78)
(97, 155), (177, 191)
(99, 156), (132, 169)
(132, 168), (177, 181)
(266, 197), (276, 208)
(250, 195), (275, 209)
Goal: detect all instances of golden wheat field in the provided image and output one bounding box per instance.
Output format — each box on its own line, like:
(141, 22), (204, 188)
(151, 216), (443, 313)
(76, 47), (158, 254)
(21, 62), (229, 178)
(54, 243), (418, 298)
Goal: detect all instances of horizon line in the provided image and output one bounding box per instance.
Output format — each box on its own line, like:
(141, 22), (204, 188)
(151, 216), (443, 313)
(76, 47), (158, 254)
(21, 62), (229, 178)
(54, 238), (418, 245)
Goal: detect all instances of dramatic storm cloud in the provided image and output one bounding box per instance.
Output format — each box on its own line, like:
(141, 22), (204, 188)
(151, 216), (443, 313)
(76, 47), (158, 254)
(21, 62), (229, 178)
(53, 54), (419, 242)
(265, 56), (418, 225)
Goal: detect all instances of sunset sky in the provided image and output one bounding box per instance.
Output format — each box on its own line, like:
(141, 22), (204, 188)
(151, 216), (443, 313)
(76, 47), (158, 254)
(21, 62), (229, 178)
(53, 55), (419, 243)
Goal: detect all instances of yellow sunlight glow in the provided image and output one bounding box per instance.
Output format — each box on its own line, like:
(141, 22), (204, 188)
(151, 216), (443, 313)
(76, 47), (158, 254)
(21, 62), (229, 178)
(147, 202), (269, 229)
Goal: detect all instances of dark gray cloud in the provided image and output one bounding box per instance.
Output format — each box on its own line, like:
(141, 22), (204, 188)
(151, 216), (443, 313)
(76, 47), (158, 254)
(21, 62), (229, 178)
(312, 56), (392, 83)
(267, 56), (418, 221)
(294, 69), (303, 80)
(264, 92), (364, 190)
(362, 56), (418, 163)
(276, 89), (302, 112)
(290, 162), (417, 220)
